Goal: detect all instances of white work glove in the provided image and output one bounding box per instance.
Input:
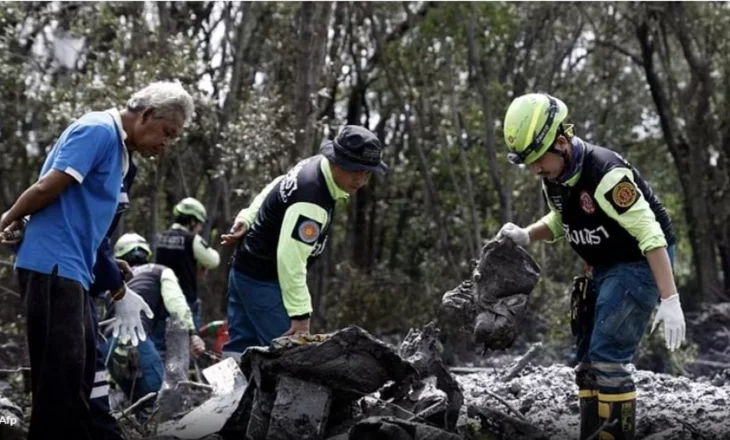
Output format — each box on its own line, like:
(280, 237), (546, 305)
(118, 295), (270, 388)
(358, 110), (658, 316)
(111, 285), (154, 347)
(497, 222), (530, 247)
(650, 293), (686, 352)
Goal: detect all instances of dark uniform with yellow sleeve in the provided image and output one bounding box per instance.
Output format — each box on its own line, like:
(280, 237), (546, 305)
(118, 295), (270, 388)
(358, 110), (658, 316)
(540, 140), (675, 440)
(222, 125), (388, 358)
(500, 92), (683, 440)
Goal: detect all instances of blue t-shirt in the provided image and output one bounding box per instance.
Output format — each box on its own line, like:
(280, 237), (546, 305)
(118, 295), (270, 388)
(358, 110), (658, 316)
(15, 111), (126, 290)
(90, 157), (138, 297)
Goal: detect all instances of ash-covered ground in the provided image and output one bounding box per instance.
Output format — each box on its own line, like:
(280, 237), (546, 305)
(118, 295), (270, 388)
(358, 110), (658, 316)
(456, 361), (730, 440)
(4, 336), (730, 440)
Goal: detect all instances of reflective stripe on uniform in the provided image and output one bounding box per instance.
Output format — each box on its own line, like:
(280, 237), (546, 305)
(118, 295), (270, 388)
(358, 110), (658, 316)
(94, 371), (107, 383)
(91, 369), (110, 400)
(90, 384), (110, 399)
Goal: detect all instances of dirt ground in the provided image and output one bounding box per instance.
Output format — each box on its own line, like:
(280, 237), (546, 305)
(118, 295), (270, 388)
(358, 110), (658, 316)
(456, 362), (730, 440)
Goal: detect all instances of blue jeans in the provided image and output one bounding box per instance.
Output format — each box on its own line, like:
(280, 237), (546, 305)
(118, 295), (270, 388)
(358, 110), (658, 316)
(222, 269), (290, 354)
(102, 337), (164, 419)
(576, 246), (675, 394)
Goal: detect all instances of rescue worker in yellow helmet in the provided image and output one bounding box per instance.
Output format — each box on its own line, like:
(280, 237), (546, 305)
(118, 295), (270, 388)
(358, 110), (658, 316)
(101, 232), (205, 420)
(155, 197), (220, 334)
(498, 93), (686, 440)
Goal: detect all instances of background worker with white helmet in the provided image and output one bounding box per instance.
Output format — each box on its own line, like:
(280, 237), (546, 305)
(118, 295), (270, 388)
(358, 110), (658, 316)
(103, 232), (205, 420)
(155, 197), (220, 334)
(497, 93), (686, 440)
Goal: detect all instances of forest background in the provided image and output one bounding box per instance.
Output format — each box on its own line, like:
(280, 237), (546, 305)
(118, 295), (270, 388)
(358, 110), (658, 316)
(2, 2), (729, 372)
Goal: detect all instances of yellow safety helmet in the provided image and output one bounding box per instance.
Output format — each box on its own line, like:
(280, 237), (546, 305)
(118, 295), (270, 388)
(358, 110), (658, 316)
(503, 93), (569, 165)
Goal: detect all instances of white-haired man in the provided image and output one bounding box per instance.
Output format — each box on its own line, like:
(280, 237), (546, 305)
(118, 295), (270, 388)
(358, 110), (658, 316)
(0, 81), (194, 440)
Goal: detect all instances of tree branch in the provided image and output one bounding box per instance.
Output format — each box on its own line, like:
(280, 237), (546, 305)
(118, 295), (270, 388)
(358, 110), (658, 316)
(593, 39), (643, 65)
(364, 2), (438, 73)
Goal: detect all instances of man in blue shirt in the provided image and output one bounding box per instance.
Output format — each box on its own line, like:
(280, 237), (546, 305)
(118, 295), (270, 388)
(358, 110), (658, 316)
(4, 122), (136, 440)
(0, 81), (194, 440)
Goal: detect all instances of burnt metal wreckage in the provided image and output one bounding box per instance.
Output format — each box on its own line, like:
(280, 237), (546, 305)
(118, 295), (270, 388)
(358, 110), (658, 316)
(2, 237), (544, 440)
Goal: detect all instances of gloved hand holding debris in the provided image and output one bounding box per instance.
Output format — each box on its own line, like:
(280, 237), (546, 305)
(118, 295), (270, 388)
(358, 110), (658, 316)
(497, 222), (531, 247)
(438, 235), (541, 350)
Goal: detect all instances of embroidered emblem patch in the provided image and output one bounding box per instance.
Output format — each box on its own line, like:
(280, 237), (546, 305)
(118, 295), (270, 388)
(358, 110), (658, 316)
(604, 176), (640, 214)
(579, 191), (595, 214)
(292, 215), (322, 244)
(612, 182), (637, 208)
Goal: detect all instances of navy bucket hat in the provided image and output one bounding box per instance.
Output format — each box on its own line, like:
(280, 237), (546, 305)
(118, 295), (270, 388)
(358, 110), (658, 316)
(320, 125), (389, 176)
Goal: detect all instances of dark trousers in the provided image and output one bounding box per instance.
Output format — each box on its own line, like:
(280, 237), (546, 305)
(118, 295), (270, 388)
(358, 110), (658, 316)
(18, 267), (96, 440)
(89, 298), (124, 440)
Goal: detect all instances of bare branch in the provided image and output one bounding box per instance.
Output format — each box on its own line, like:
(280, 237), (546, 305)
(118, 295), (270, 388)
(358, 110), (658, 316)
(364, 2), (438, 73)
(593, 39), (643, 65)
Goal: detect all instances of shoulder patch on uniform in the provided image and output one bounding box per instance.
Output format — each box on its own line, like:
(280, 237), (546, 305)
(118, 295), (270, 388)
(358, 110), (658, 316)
(604, 175), (639, 214)
(291, 215), (323, 245)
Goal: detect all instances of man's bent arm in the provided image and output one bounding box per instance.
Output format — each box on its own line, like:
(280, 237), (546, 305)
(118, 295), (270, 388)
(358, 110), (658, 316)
(595, 167), (673, 297)
(2, 170), (76, 224)
(531, 182), (565, 243)
(276, 202), (329, 318)
(2, 122), (113, 227)
(527, 220), (555, 242)
(192, 235), (220, 269)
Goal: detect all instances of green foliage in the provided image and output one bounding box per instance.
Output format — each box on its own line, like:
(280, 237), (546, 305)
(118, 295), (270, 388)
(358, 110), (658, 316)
(323, 261), (447, 335)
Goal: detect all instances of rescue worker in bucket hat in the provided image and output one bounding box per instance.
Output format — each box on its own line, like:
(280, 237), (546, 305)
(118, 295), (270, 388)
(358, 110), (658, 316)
(219, 125), (388, 360)
(497, 93), (686, 440)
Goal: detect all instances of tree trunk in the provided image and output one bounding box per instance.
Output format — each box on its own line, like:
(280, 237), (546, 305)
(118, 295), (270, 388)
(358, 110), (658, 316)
(465, 3), (512, 225)
(291, 2), (332, 162)
(202, 2), (256, 239)
(634, 13), (724, 302)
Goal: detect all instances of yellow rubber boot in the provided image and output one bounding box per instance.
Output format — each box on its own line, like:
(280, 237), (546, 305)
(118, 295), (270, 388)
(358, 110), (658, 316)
(597, 391), (636, 440)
